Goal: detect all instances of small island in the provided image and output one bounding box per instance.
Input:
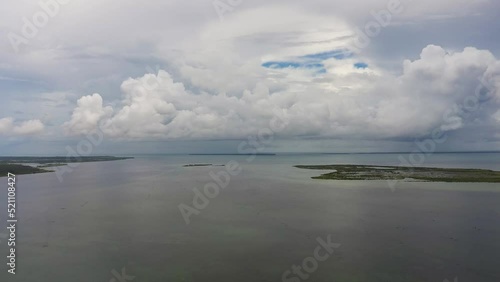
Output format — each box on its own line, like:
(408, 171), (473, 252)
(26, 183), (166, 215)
(295, 164), (500, 183)
(0, 156), (133, 177)
(183, 164), (225, 167)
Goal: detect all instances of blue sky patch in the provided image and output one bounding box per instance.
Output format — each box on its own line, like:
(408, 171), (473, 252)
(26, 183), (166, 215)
(262, 61), (302, 69)
(262, 49), (352, 73)
(300, 49), (353, 61)
(354, 62), (368, 69)
(262, 61), (325, 71)
(304, 63), (324, 69)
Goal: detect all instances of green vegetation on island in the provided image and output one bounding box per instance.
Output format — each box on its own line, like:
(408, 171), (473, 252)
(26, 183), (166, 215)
(0, 156), (133, 177)
(183, 164), (225, 167)
(295, 164), (500, 183)
(0, 164), (50, 177)
(0, 156), (133, 164)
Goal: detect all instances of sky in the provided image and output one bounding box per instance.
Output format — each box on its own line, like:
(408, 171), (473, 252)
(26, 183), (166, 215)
(1, 0), (500, 154)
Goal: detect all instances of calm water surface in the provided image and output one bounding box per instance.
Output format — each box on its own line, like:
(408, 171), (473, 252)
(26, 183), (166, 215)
(1, 153), (499, 282)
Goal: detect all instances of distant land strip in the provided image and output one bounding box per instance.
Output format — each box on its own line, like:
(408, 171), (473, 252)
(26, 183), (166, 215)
(0, 156), (133, 177)
(189, 153), (276, 156)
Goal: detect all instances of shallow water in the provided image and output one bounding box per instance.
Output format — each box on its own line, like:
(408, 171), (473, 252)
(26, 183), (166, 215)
(0, 153), (499, 282)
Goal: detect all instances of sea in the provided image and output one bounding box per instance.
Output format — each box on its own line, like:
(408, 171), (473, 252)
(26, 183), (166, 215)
(0, 152), (499, 282)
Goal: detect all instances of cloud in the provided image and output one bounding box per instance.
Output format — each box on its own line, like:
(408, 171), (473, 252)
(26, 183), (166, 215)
(3, 1), (500, 151)
(0, 117), (45, 136)
(63, 45), (500, 142)
(63, 93), (113, 135)
(494, 110), (500, 122)
(1, 1), (495, 90)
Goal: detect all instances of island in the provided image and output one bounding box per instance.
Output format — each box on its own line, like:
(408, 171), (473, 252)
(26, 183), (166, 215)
(0, 156), (133, 177)
(183, 164), (225, 167)
(295, 164), (500, 183)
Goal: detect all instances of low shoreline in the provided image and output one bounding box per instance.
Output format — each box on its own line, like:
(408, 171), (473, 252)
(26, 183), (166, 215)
(183, 164), (225, 167)
(295, 164), (500, 183)
(0, 156), (133, 177)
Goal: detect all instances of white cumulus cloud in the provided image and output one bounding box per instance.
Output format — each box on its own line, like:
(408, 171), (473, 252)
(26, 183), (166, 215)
(63, 45), (500, 142)
(63, 93), (113, 135)
(0, 117), (45, 136)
